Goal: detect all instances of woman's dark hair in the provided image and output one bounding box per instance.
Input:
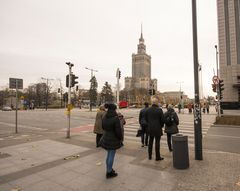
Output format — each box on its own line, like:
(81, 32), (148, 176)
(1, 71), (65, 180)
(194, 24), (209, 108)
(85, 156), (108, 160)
(104, 103), (117, 110)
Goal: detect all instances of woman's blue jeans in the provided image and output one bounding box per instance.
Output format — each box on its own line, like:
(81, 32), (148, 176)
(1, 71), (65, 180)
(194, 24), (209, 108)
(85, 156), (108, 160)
(106, 150), (116, 173)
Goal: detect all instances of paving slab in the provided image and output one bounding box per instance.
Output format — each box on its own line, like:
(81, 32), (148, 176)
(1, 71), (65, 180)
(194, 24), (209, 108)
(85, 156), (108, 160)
(0, 135), (239, 191)
(0, 139), (89, 176)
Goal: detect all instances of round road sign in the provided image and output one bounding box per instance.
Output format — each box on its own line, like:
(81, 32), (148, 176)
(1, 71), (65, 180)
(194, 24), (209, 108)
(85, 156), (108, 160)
(212, 75), (219, 84)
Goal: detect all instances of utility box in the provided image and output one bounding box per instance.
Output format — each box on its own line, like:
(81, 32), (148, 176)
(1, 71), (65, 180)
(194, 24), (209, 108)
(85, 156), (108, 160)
(172, 134), (189, 169)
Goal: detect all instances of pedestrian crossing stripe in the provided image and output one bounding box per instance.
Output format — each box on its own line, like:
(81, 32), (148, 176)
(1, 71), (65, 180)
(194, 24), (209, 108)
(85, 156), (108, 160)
(121, 122), (211, 148)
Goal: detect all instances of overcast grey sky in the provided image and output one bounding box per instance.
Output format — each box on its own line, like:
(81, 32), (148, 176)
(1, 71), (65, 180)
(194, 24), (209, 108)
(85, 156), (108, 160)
(0, 0), (218, 98)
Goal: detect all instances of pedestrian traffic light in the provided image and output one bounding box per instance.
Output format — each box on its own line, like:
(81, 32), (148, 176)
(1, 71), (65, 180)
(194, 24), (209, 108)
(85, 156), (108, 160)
(71, 74), (78, 87)
(212, 84), (217, 92)
(218, 79), (224, 100)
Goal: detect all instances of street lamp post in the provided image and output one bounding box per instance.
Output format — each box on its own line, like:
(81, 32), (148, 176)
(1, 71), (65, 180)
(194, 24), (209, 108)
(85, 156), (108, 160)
(116, 68), (121, 108)
(59, 79), (63, 108)
(85, 67), (98, 111)
(85, 67), (98, 79)
(215, 45), (221, 117)
(192, 0), (203, 160)
(177, 81), (184, 112)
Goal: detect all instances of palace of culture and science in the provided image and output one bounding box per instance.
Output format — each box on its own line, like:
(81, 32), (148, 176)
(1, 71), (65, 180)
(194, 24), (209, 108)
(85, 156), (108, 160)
(125, 29), (157, 92)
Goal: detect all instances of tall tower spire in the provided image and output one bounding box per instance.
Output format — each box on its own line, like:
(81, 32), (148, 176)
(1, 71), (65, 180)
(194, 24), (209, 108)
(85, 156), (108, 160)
(139, 23), (144, 44)
(138, 23), (146, 53)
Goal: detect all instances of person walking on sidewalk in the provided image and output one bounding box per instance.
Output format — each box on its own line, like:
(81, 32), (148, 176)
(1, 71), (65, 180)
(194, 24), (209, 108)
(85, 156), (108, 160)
(145, 97), (165, 161)
(100, 103), (123, 179)
(164, 104), (179, 152)
(117, 112), (126, 145)
(93, 105), (106, 147)
(139, 102), (149, 147)
(206, 101), (210, 114)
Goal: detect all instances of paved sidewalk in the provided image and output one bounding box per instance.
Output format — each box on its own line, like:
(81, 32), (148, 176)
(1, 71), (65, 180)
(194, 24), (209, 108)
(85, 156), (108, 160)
(0, 134), (240, 191)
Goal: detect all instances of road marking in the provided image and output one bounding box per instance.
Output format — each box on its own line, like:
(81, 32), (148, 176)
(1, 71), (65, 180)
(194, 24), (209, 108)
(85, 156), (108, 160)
(61, 124), (94, 132)
(207, 134), (240, 139)
(0, 122), (48, 131)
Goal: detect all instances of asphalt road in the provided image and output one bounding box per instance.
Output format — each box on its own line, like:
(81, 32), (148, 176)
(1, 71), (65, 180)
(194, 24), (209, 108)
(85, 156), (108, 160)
(0, 107), (215, 136)
(1, 106), (240, 153)
(0, 107), (217, 131)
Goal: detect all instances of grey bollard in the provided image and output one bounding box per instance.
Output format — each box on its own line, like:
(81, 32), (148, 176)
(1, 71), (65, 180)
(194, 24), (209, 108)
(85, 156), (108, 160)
(172, 134), (189, 169)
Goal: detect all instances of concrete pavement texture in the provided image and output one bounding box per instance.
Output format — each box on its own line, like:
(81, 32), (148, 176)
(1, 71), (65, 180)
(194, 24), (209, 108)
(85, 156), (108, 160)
(0, 135), (240, 191)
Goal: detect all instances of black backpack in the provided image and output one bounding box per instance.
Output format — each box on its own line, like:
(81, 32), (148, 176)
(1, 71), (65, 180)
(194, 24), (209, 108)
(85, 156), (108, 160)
(165, 113), (175, 126)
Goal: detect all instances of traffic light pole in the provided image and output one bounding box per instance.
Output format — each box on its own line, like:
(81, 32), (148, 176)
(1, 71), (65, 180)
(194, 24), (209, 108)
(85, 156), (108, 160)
(66, 62), (73, 138)
(192, 0), (203, 160)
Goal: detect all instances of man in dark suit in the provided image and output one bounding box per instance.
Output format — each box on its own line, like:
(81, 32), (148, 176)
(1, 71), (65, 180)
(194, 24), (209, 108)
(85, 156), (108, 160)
(145, 97), (165, 161)
(139, 102), (149, 147)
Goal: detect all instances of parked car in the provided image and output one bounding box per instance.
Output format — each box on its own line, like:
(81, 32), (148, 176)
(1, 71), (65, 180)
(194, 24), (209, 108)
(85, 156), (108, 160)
(2, 106), (12, 111)
(119, 101), (128, 109)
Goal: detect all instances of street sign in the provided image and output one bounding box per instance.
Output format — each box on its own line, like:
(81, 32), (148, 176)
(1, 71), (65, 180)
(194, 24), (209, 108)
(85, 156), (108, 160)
(9, 78), (23, 89)
(67, 104), (73, 111)
(212, 75), (219, 85)
(9, 78), (23, 134)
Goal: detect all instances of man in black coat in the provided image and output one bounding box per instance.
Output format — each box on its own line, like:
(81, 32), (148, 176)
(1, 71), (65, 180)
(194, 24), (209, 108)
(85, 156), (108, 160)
(139, 102), (149, 147)
(145, 97), (165, 161)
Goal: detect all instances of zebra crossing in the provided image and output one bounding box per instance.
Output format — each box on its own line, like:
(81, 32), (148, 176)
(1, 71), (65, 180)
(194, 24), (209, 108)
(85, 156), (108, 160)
(123, 119), (213, 148)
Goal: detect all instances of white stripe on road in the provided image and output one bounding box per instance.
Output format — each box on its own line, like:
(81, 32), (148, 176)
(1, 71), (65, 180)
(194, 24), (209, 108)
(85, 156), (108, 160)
(207, 134), (240, 139)
(0, 122), (48, 131)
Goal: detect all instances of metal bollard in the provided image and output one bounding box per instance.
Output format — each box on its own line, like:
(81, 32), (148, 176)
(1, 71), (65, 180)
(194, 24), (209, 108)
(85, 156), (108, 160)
(172, 134), (189, 169)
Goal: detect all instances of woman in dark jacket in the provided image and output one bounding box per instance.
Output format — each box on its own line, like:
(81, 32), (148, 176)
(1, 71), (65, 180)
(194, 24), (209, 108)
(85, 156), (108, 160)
(164, 104), (179, 152)
(100, 103), (123, 179)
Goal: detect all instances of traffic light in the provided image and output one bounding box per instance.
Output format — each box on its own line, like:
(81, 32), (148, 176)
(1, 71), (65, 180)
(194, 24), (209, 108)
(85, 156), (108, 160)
(58, 88), (61, 93)
(119, 70), (121, 79)
(152, 89), (156, 95)
(148, 89), (152, 95)
(218, 79), (224, 100)
(148, 89), (155, 95)
(76, 85), (78, 91)
(66, 74), (70, 87)
(71, 74), (78, 87)
(212, 84), (217, 92)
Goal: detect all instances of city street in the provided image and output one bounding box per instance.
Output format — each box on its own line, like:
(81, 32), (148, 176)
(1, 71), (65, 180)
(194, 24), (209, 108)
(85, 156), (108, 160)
(0, 107), (217, 147)
(0, 107), (240, 191)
